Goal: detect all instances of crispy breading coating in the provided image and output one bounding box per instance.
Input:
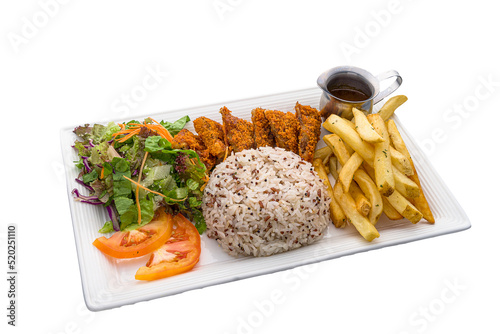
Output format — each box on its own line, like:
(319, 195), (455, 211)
(193, 116), (226, 159)
(172, 129), (216, 170)
(220, 106), (255, 153)
(251, 107), (275, 147)
(295, 102), (322, 162)
(264, 109), (299, 154)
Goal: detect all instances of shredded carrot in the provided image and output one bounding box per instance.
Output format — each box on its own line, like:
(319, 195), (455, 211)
(199, 173), (210, 192)
(135, 190), (141, 224)
(117, 128), (141, 143)
(111, 119), (173, 144)
(155, 124), (173, 142)
(100, 167), (105, 179)
(119, 123), (173, 142)
(112, 129), (132, 137)
(145, 123), (172, 141)
(149, 117), (161, 125)
(136, 152), (149, 225)
(122, 175), (187, 202)
(138, 152), (149, 180)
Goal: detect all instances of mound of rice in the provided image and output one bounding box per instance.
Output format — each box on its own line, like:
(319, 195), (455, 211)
(202, 147), (331, 257)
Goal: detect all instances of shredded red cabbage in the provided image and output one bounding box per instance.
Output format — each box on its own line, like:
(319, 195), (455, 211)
(106, 204), (120, 231)
(75, 178), (93, 192)
(81, 156), (91, 173)
(72, 189), (101, 204)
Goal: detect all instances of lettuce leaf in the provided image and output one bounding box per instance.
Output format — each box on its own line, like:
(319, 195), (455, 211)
(160, 116), (190, 136)
(165, 187), (188, 201)
(138, 197), (155, 225)
(98, 221), (115, 234)
(186, 179), (199, 191)
(74, 122), (120, 144)
(103, 122), (121, 142)
(82, 169), (98, 184)
(144, 136), (172, 153)
(73, 124), (93, 140)
(191, 208), (206, 234)
(114, 197), (137, 229)
(73, 141), (90, 157)
(111, 157), (132, 197)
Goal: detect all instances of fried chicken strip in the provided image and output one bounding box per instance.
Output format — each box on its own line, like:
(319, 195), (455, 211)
(171, 129), (216, 170)
(264, 110), (299, 154)
(220, 106), (255, 153)
(193, 116), (226, 159)
(251, 107), (275, 147)
(295, 102), (322, 162)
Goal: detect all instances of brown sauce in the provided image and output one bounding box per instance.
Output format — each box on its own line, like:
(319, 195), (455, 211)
(328, 87), (370, 102)
(326, 73), (373, 102)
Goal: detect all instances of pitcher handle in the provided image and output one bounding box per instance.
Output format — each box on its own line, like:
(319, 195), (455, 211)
(374, 70), (402, 105)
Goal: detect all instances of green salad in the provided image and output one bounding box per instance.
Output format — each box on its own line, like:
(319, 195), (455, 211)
(72, 116), (207, 234)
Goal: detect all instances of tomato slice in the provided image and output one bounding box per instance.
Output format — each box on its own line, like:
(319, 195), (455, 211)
(135, 213), (201, 281)
(92, 210), (173, 259)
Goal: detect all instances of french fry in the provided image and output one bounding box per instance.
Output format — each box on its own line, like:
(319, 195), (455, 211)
(336, 159), (343, 174)
(393, 168), (419, 198)
(338, 152), (364, 192)
(322, 152), (332, 174)
(364, 160), (419, 202)
(344, 141), (354, 155)
(352, 107), (385, 143)
(349, 180), (371, 217)
(323, 133), (351, 166)
(354, 169), (383, 225)
(382, 196), (404, 220)
(387, 120), (435, 223)
(367, 114), (395, 196)
(385, 190), (423, 224)
(329, 156), (339, 180)
(323, 164), (330, 174)
(314, 146), (332, 161)
(333, 182), (380, 241)
(387, 120), (411, 158)
(313, 159), (347, 228)
(323, 161), (330, 174)
(325, 132), (383, 225)
(323, 115), (375, 166)
(344, 119), (357, 130)
(377, 95), (408, 121)
(322, 152), (332, 165)
(386, 121), (407, 153)
(390, 146), (413, 176)
(319, 95), (435, 240)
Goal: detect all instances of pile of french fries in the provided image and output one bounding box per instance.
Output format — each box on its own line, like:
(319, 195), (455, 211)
(313, 96), (434, 242)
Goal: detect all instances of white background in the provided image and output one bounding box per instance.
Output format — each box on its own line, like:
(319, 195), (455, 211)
(1, 1), (498, 333)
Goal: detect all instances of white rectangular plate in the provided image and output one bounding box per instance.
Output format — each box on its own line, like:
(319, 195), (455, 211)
(61, 87), (470, 311)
